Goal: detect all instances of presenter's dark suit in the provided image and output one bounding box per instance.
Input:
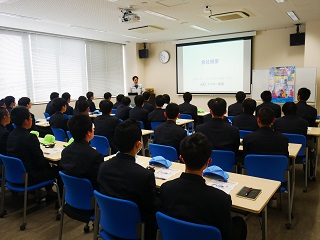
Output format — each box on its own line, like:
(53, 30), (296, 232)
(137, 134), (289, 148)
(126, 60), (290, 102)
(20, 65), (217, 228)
(243, 126), (289, 157)
(232, 113), (259, 131)
(160, 172), (232, 240)
(60, 140), (103, 189)
(196, 118), (240, 153)
(255, 102), (281, 118)
(115, 104), (131, 120)
(6, 127), (60, 186)
(143, 101), (155, 113)
(49, 112), (69, 132)
(0, 124), (9, 155)
(179, 102), (198, 124)
(112, 102), (121, 110)
(274, 115), (308, 136)
(97, 153), (160, 240)
(129, 106), (150, 129)
(154, 120), (187, 156)
(94, 114), (121, 153)
(45, 101), (56, 116)
(228, 102), (243, 116)
(296, 101), (317, 127)
(148, 108), (166, 122)
(88, 99), (96, 112)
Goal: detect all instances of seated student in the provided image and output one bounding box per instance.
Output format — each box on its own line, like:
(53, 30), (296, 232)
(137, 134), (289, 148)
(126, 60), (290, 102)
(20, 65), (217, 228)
(255, 90), (281, 118)
(115, 96), (131, 120)
(162, 93), (170, 109)
(296, 87), (317, 127)
(103, 92), (112, 101)
(243, 107), (289, 157)
(6, 106), (61, 195)
(0, 98), (5, 108)
(179, 92), (198, 124)
(18, 97), (35, 130)
(148, 95), (166, 123)
(232, 98), (259, 131)
(129, 95), (149, 129)
(113, 94), (124, 110)
(49, 98), (69, 132)
(142, 92), (155, 113)
(97, 119), (160, 240)
(154, 103), (187, 155)
(160, 133), (247, 240)
(73, 96), (87, 115)
(45, 92), (59, 116)
(86, 91), (96, 112)
(274, 102), (308, 136)
(74, 100), (90, 116)
(196, 98), (240, 153)
(228, 91), (246, 116)
(0, 107), (10, 155)
(4, 95), (16, 132)
(94, 100), (121, 154)
(61, 92), (74, 116)
(60, 114), (103, 189)
(203, 100), (229, 124)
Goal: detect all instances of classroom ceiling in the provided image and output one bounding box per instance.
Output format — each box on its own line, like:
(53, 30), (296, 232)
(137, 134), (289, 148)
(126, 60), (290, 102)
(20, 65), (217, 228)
(0, 0), (320, 43)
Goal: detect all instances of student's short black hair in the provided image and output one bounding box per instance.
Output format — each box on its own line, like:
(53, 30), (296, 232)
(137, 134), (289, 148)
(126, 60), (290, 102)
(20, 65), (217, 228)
(78, 96), (87, 101)
(52, 98), (67, 112)
(163, 94), (170, 104)
(183, 92), (192, 103)
(10, 106), (30, 127)
(236, 91), (246, 103)
(134, 95), (144, 107)
(68, 114), (93, 141)
(258, 107), (274, 125)
(132, 76), (138, 81)
(242, 98), (256, 114)
(143, 92), (150, 100)
(260, 91), (272, 102)
(282, 102), (297, 115)
(116, 94), (125, 103)
(99, 100), (113, 114)
(104, 92), (112, 100)
(62, 92), (71, 101)
(4, 96), (15, 107)
(50, 92), (59, 100)
(86, 91), (94, 99)
(115, 119), (141, 153)
(298, 87), (311, 101)
(0, 107), (9, 121)
(165, 103), (179, 119)
(155, 95), (165, 107)
(77, 100), (89, 113)
(208, 98), (226, 117)
(180, 133), (212, 170)
(18, 97), (31, 107)
(121, 97), (131, 106)
(0, 99), (5, 107)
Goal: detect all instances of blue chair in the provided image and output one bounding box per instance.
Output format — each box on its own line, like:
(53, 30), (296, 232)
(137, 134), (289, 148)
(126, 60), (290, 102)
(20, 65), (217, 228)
(239, 130), (252, 139)
(111, 109), (117, 114)
(66, 131), (72, 140)
(90, 135), (111, 156)
(138, 120), (145, 129)
(51, 127), (68, 142)
(0, 158), (6, 217)
(93, 190), (145, 240)
(58, 171), (95, 239)
(228, 116), (234, 124)
(210, 150), (236, 172)
(0, 154), (60, 230)
(44, 112), (50, 121)
(244, 154), (291, 228)
(179, 114), (193, 133)
(283, 133), (308, 192)
(150, 122), (163, 138)
(63, 114), (73, 119)
(149, 143), (178, 162)
(156, 212), (222, 240)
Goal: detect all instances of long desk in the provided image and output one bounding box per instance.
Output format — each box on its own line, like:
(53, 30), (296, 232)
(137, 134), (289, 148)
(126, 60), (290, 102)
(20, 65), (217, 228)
(307, 127), (320, 179)
(176, 118), (194, 131)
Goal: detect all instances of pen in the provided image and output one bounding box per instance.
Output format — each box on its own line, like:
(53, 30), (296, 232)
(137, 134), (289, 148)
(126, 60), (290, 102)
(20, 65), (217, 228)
(245, 187), (252, 196)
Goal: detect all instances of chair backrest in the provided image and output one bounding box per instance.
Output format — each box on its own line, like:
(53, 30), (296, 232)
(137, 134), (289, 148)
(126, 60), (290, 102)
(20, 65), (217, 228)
(63, 114), (73, 119)
(151, 121), (163, 130)
(239, 130), (253, 139)
(149, 143), (178, 162)
(94, 190), (143, 239)
(244, 154), (288, 182)
(66, 131), (72, 140)
(111, 109), (117, 114)
(282, 133), (306, 157)
(156, 212), (222, 240)
(210, 150), (236, 172)
(228, 116), (234, 124)
(0, 154), (26, 184)
(179, 114), (193, 130)
(138, 120), (145, 129)
(59, 171), (94, 210)
(90, 135), (111, 156)
(44, 112), (50, 120)
(51, 127), (68, 142)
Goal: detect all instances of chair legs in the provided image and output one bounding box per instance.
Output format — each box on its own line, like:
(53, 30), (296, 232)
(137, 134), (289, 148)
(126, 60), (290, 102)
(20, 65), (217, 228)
(21, 175), (29, 230)
(303, 150), (309, 193)
(0, 166), (7, 217)
(286, 171), (292, 229)
(58, 186), (66, 240)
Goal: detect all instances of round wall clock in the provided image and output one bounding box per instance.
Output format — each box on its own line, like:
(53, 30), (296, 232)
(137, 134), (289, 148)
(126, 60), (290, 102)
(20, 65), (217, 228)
(159, 50), (170, 63)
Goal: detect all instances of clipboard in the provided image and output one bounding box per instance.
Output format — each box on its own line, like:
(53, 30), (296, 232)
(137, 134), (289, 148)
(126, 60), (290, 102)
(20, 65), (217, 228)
(236, 186), (261, 200)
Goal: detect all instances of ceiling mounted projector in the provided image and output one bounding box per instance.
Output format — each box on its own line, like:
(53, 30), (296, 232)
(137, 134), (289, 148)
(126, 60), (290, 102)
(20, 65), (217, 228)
(120, 9), (141, 23)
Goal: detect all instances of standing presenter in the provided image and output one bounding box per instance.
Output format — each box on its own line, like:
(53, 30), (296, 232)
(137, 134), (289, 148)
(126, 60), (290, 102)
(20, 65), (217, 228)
(130, 76), (145, 95)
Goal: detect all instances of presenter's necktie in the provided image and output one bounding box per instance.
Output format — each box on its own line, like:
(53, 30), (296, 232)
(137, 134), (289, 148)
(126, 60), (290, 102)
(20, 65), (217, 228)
(135, 85), (138, 89)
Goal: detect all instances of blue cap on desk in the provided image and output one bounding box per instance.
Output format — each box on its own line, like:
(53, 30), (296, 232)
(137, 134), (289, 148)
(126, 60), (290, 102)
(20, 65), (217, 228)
(149, 156), (172, 168)
(93, 110), (101, 114)
(203, 165), (229, 182)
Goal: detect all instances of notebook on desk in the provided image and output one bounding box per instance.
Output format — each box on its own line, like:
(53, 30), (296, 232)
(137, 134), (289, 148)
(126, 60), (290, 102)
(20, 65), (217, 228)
(236, 186), (261, 200)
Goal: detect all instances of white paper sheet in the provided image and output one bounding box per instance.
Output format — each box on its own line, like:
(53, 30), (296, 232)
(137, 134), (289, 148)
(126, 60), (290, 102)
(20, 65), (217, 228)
(207, 179), (238, 194)
(155, 168), (181, 180)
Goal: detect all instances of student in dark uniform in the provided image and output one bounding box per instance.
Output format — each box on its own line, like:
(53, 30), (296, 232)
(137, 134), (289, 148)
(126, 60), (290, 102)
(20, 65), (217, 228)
(148, 95), (166, 123)
(61, 92), (74, 116)
(255, 90), (281, 118)
(113, 94), (124, 110)
(232, 98), (259, 131)
(86, 91), (96, 112)
(296, 87), (317, 127)
(179, 92), (198, 124)
(45, 92), (59, 116)
(73, 96), (87, 115)
(0, 107), (10, 155)
(49, 98), (69, 132)
(129, 95), (149, 129)
(103, 92), (112, 101)
(143, 92), (155, 113)
(228, 91), (246, 116)
(18, 97), (35, 131)
(115, 96), (131, 121)
(4, 95), (15, 132)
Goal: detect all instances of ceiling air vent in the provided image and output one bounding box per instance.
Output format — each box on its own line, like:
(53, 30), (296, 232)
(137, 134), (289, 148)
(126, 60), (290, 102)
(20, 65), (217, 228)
(209, 11), (250, 21)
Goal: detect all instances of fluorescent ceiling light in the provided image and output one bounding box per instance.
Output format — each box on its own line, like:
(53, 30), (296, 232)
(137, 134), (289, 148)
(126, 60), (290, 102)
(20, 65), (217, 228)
(123, 35), (148, 41)
(144, 10), (177, 21)
(69, 25), (106, 33)
(190, 25), (211, 32)
(286, 11), (299, 21)
(0, 12), (41, 21)
(275, 0), (286, 3)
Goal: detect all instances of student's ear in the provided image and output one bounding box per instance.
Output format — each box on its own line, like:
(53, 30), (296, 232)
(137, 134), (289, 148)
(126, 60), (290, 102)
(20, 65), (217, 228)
(209, 109), (213, 115)
(207, 158), (212, 167)
(224, 110), (227, 115)
(179, 155), (185, 163)
(177, 113), (180, 118)
(164, 112), (167, 118)
(272, 117), (276, 123)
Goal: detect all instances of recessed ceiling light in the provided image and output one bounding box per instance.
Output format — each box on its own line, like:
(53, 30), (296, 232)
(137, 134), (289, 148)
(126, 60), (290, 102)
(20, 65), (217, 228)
(123, 35), (148, 41)
(286, 11), (299, 21)
(190, 25), (211, 32)
(275, 0), (286, 3)
(144, 10), (177, 21)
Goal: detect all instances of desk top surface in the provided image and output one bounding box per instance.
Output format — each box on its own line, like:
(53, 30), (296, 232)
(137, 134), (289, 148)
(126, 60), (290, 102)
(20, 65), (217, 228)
(176, 119), (194, 125)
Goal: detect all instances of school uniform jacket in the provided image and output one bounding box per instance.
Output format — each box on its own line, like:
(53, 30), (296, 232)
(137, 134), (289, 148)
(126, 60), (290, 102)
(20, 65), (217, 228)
(148, 108), (166, 122)
(232, 113), (259, 131)
(255, 102), (281, 118)
(129, 106), (149, 129)
(228, 102), (243, 116)
(115, 104), (131, 120)
(296, 101), (317, 127)
(274, 114), (308, 136)
(179, 102), (198, 124)
(49, 112), (69, 132)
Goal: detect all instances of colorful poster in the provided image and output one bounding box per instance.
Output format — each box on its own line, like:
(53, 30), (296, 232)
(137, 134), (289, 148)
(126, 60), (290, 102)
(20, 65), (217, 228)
(268, 66), (295, 103)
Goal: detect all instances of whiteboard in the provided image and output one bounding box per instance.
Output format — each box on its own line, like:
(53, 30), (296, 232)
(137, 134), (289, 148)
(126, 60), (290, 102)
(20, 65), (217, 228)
(252, 67), (317, 102)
